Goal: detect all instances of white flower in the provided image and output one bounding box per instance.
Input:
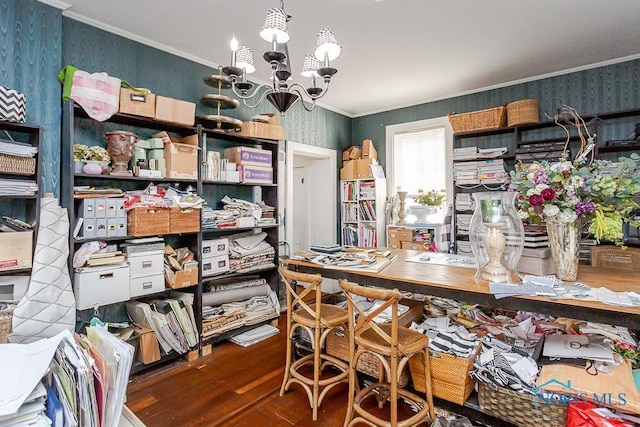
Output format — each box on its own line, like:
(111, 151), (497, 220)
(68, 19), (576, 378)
(550, 161), (572, 173)
(556, 209), (578, 224)
(517, 210), (530, 220)
(543, 204), (560, 217)
(526, 183), (549, 197)
(569, 176), (584, 188)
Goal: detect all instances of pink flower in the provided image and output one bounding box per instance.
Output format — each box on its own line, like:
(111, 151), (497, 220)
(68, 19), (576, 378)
(529, 194), (544, 206)
(541, 188), (556, 201)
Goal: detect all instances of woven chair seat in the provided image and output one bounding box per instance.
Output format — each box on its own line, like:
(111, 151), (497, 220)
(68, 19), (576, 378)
(292, 303), (349, 327)
(357, 324), (428, 357)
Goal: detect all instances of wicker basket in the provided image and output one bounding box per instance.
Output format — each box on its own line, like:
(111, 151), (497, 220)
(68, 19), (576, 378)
(506, 99), (540, 127)
(477, 381), (567, 427)
(169, 207), (200, 234)
(0, 306), (14, 343)
(0, 153), (36, 176)
(127, 207), (170, 236)
(448, 106), (506, 133)
(409, 346), (480, 404)
(591, 245), (640, 271)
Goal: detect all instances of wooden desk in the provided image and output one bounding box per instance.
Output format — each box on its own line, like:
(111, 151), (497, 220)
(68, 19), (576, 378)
(285, 249), (640, 329)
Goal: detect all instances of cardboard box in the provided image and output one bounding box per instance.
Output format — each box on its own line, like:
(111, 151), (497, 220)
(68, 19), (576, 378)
(73, 264), (130, 310)
(0, 231), (33, 271)
(224, 146), (272, 167)
(362, 139), (377, 159)
(165, 266), (198, 289)
(238, 165), (273, 184)
(163, 141), (198, 179)
(119, 88), (156, 118)
(134, 325), (161, 364)
(341, 158), (376, 179)
(231, 113), (285, 140)
(155, 95), (196, 126)
(342, 146), (362, 161)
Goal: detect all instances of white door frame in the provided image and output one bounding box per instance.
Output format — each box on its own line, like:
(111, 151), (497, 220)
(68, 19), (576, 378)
(285, 141), (337, 247)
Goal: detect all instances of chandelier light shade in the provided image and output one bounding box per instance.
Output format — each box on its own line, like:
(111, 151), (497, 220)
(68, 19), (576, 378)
(222, 2), (342, 115)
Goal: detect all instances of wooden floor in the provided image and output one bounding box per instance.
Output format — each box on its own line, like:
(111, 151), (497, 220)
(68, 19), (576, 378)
(125, 315), (492, 427)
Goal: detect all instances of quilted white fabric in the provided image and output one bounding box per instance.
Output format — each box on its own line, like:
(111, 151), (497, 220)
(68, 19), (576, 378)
(10, 197), (75, 343)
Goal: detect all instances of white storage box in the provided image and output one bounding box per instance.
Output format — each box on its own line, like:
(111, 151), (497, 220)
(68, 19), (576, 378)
(74, 264), (130, 310)
(202, 255), (230, 277)
(128, 251), (164, 278)
(130, 273), (164, 298)
(0, 275), (29, 301)
(202, 238), (229, 258)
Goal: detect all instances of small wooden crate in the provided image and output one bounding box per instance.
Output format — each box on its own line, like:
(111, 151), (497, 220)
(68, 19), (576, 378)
(169, 207), (200, 234)
(448, 106), (506, 133)
(127, 207), (170, 236)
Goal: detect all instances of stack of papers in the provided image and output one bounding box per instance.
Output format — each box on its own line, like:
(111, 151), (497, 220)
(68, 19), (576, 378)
(229, 324), (279, 347)
(0, 178), (38, 196)
(0, 139), (37, 157)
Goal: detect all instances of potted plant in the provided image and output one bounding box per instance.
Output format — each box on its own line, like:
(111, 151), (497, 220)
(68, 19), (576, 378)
(410, 189), (446, 222)
(73, 144), (110, 175)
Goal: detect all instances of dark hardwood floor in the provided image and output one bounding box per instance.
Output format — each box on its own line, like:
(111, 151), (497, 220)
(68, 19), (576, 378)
(126, 315), (496, 427)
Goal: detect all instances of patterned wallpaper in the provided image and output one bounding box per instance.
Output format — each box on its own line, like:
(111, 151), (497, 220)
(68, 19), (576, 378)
(352, 59), (640, 164)
(1, 0), (61, 195)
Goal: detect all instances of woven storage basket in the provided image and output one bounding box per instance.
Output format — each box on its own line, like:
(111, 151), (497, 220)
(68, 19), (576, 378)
(591, 245), (640, 271)
(0, 306), (14, 343)
(477, 381), (567, 427)
(325, 326), (410, 386)
(169, 207), (200, 233)
(506, 99), (540, 126)
(448, 106), (506, 133)
(127, 207), (170, 236)
(409, 346), (480, 404)
(0, 153), (36, 176)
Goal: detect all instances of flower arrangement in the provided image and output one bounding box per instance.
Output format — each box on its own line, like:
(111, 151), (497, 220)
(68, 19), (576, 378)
(414, 189), (446, 206)
(509, 106), (640, 246)
(73, 144), (110, 163)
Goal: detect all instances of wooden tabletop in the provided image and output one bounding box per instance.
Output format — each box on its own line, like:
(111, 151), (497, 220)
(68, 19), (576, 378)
(284, 249), (640, 328)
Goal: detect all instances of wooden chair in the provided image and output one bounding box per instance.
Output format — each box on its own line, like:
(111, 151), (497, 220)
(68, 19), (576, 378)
(339, 279), (434, 427)
(591, 245), (640, 271)
(278, 267), (350, 420)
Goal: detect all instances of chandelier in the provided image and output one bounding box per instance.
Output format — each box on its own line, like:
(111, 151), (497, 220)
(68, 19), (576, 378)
(222, 3), (342, 115)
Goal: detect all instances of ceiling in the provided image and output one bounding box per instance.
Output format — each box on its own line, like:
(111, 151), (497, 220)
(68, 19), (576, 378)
(44, 0), (640, 118)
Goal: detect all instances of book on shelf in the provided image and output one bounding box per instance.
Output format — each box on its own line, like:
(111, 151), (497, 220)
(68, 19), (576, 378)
(85, 254), (126, 267)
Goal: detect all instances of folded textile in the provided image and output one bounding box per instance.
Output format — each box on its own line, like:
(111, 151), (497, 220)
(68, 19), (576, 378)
(58, 65), (121, 122)
(201, 284), (272, 307)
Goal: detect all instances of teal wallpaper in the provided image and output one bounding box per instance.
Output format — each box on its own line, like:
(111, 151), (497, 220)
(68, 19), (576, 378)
(1, 0), (61, 194)
(352, 59), (640, 165)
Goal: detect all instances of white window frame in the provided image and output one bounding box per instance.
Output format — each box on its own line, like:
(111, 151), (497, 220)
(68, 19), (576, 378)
(385, 116), (454, 207)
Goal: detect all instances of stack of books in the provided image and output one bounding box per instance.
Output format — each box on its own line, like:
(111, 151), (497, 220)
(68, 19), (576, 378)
(453, 161), (480, 185)
(85, 250), (125, 266)
(453, 146), (478, 160)
(524, 232), (549, 248)
(476, 159), (509, 185)
(455, 193), (475, 211)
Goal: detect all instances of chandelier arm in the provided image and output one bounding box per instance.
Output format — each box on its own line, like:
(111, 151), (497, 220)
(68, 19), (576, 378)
(240, 87), (276, 110)
(289, 87), (317, 112)
(288, 82), (330, 101)
(229, 82), (273, 101)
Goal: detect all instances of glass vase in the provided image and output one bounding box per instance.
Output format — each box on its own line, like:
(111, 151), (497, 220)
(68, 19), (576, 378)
(546, 218), (581, 281)
(469, 191), (524, 284)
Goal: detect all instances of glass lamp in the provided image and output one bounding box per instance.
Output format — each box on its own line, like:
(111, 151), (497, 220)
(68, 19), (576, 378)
(469, 191), (524, 283)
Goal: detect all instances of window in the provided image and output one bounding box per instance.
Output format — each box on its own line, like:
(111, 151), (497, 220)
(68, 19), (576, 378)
(385, 117), (453, 206)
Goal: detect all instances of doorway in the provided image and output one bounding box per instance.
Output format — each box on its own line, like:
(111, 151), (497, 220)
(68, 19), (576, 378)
(283, 141), (337, 254)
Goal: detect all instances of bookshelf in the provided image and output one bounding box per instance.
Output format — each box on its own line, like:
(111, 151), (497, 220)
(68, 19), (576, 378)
(340, 178), (387, 247)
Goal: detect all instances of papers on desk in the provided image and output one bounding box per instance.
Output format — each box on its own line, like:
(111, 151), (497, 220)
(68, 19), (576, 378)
(405, 252), (477, 269)
(292, 249), (396, 273)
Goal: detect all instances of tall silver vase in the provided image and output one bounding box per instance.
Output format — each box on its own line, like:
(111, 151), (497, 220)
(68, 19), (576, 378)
(546, 219), (581, 281)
